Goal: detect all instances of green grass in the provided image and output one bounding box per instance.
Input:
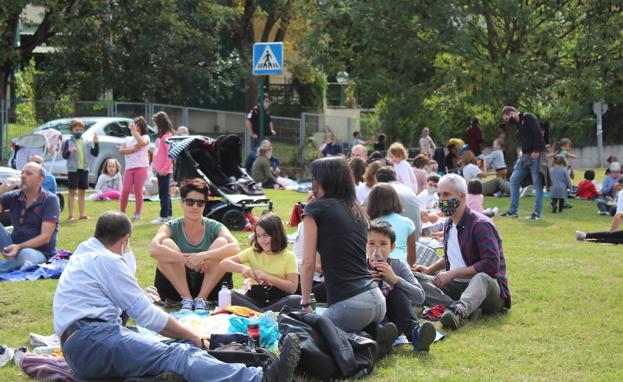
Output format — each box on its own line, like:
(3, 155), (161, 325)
(1, 188), (622, 381)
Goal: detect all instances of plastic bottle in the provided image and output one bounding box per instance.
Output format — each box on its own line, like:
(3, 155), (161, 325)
(247, 313), (261, 350)
(32, 345), (59, 355)
(372, 247), (384, 287)
(218, 283), (231, 309)
(310, 293), (317, 312)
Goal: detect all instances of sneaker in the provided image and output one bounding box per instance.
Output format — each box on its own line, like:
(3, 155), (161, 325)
(180, 298), (194, 313)
(440, 308), (464, 330)
(551, 204), (557, 213)
(563, 204), (573, 209)
(0, 345), (14, 367)
(412, 321), (436, 352)
(491, 207), (499, 216)
(500, 210), (518, 218)
(598, 211), (610, 216)
(375, 322), (399, 359)
(262, 333), (300, 382)
(193, 297), (208, 312)
(123, 372), (185, 382)
(576, 231), (587, 241)
(132, 214), (141, 221)
(526, 213), (541, 220)
(150, 217), (166, 224)
(13, 347), (28, 367)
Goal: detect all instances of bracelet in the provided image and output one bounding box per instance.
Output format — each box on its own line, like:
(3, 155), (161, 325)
(300, 302), (311, 308)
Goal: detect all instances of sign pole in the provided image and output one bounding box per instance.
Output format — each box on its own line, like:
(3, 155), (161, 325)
(259, 76), (266, 142)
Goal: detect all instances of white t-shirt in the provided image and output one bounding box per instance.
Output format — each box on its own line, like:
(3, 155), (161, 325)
(355, 183), (371, 204)
(617, 189), (623, 214)
(417, 189), (439, 210)
(446, 223), (471, 282)
(462, 163), (482, 183)
(394, 160), (418, 194)
(123, 134), (150, 170)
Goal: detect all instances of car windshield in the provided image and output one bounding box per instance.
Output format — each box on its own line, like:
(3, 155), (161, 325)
(38, 120), (98, 135)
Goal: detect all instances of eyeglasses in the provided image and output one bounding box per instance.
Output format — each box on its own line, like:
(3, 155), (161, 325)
(182, 198), (206, 207)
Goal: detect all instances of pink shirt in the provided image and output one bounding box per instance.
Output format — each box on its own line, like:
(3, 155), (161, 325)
(412, 168), (428, 194)
(152, 132), (173, 175)
(124, 134), (150, 170)
(466, 193), (484, 213)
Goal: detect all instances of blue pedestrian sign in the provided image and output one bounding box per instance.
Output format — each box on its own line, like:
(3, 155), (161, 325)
(253, 42), (284, 76)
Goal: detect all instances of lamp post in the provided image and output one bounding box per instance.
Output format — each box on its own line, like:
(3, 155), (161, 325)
(336, 71), (349, 108)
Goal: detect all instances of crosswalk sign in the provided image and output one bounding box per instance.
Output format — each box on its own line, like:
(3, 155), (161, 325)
(253, 42), (284, 75)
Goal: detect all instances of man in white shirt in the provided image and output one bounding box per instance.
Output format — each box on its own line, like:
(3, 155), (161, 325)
(53, 211), (299, 382)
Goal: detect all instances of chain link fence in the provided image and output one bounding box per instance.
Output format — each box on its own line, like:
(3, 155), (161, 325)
(0, 99), (361, 177)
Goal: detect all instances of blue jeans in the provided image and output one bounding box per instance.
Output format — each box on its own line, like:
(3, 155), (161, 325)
(324, 287), (386, 332)
(508, 156), (544, 216)
(157, 174), (172, 218)
(0, 225), (47, 274)
(62, 322), (263, 381)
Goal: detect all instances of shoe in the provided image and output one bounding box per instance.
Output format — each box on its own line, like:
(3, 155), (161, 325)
(78, 215), (90, 220)
(526, 213), (541, 220)
(551, 204), (557, 213)
(67, 216), (75, 222)
(563, 204), (572, 209)
(598, 211), (610, 216)
(412, 321), (436, 352)
(150, 217), (167, 224)
(262, 333), (300, 382)
(491, 207), (499, 216)
(193, 297), (208, 312)
(440, 308), (464, 330)
(13, 347), (28, 367)
(123, 372), (185, 382)
(520, 186), (532, 197)
(421, 304), (446, 321)
(375, 322), (399, 359)
(576, 231), (587, 241)
(0, 345), (14, 367)
(132, 214), (141, 221)
(500, 210), (518, 218)
(180, 298), (194, 313)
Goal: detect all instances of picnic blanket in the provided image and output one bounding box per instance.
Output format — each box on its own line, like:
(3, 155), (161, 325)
(0, 250), (71, 282)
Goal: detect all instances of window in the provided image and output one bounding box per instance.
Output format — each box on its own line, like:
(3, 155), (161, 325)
(104, 121), (129, 138)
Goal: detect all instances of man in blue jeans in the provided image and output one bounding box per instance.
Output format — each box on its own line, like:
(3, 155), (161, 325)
(0, 162), (59, 273)
(500, 106), (547, 220)
(53, 212), (300, 382)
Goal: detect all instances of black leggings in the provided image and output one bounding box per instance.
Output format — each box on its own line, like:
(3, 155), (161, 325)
(586, 230), (623, 244)
(231, 291), (302, 312)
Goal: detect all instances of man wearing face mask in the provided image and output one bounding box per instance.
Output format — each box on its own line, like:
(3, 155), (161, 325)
(54, 211), (301, 382)
(245, 95), (276, 150)
(413, 174), (511, 330)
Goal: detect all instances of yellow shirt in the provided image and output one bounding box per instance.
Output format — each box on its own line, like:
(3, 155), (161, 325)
(237, 248), (298, 282)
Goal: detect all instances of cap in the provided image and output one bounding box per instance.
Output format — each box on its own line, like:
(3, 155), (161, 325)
(610, 162), (621, 172)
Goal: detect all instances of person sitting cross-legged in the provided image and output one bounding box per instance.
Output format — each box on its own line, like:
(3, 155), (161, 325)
(0, 162), (60, 274)
(54, 211), (300, 382)
(413, 174), (511, 330)
(366, 220), (436, 352)
(149, 178), (240, 312)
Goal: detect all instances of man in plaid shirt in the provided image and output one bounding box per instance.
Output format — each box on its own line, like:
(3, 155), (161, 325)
(413, 174), (511, 330)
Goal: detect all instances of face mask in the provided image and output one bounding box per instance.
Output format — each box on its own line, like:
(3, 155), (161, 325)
(427, 187), (437, 195)
(73, 132), (83, 140)
(439, 198), (461, 216)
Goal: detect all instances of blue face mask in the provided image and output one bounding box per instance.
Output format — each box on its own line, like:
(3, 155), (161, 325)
(73, 132), (83, 140)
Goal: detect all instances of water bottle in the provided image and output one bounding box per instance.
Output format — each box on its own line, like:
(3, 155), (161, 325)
(310, 293), (317, 312)
(372, 247), (384, 287)
(218, 283), (231, 309)
(247, 313), (261, 350)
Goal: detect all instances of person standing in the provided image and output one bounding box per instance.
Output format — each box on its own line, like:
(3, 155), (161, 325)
(151, 111), (175, 224)
(245, 95), (276, 150)
(418, 128), (436, 158)
(62, 118), (99, 221)
(465, 118), (484, 156)
(500, 106), (547, 220)
(119, 116), (151, 221)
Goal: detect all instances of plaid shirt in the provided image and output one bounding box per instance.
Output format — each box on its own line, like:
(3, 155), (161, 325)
(443, 207), (511, 308)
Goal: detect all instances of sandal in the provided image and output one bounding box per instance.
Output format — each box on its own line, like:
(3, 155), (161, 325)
(79, 215), (90, 220)
(67, 216), (75, 222)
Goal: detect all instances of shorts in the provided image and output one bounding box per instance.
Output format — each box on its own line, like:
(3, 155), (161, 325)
(154, 267), (233, 302)
(68, 170), (89, 190)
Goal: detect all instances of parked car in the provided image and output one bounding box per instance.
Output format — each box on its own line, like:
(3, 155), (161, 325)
(9, 117), (156, 184)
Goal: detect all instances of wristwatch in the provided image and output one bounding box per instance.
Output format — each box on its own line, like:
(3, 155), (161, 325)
(300, 301), (311, 308)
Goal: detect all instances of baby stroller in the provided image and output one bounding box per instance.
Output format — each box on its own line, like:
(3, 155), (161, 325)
(168, 134), (272, 230)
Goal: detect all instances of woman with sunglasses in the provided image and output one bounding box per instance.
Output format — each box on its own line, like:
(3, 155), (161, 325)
(220, 213), (301, 312)
(149, 179), (240, 312)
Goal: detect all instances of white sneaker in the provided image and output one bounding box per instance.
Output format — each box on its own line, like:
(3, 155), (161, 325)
(0, 345), (14, 367)
(150, 217), (166, 224)
(492, 207), (499, 216)
(132, 214), (141, 221)
(13, 347), (27, 367)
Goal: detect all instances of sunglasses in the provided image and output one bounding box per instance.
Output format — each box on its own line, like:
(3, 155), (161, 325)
(182, 198), (206, 207)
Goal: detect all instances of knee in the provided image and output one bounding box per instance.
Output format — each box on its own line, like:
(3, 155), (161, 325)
(208, 237), (228, 250)
(161, 239), (181, 252)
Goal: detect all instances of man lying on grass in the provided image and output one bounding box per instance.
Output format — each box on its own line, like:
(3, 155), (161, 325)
(413, 174), (511, 330)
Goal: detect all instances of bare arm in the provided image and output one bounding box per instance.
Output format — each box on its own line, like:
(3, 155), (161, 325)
(300, 216), (318, 306)
(159, 317), (203, 348)
(255, 271), (298, 294)
(7, 221), (55, 253)
(148, 225), (186, 264)
(406, 232), (417, 267)
(200, 227), (240, 262)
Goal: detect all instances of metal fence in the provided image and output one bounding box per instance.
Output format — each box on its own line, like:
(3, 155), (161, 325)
(0, 99), (362, 176)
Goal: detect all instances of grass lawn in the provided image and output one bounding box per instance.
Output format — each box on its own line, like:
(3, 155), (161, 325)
(1, 188), (622, 381)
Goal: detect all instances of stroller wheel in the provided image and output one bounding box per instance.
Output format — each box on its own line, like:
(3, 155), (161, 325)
(221, 209), (246, 231)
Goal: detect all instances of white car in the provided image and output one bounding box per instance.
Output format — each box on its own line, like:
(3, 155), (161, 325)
(10, 117), (156, 184)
